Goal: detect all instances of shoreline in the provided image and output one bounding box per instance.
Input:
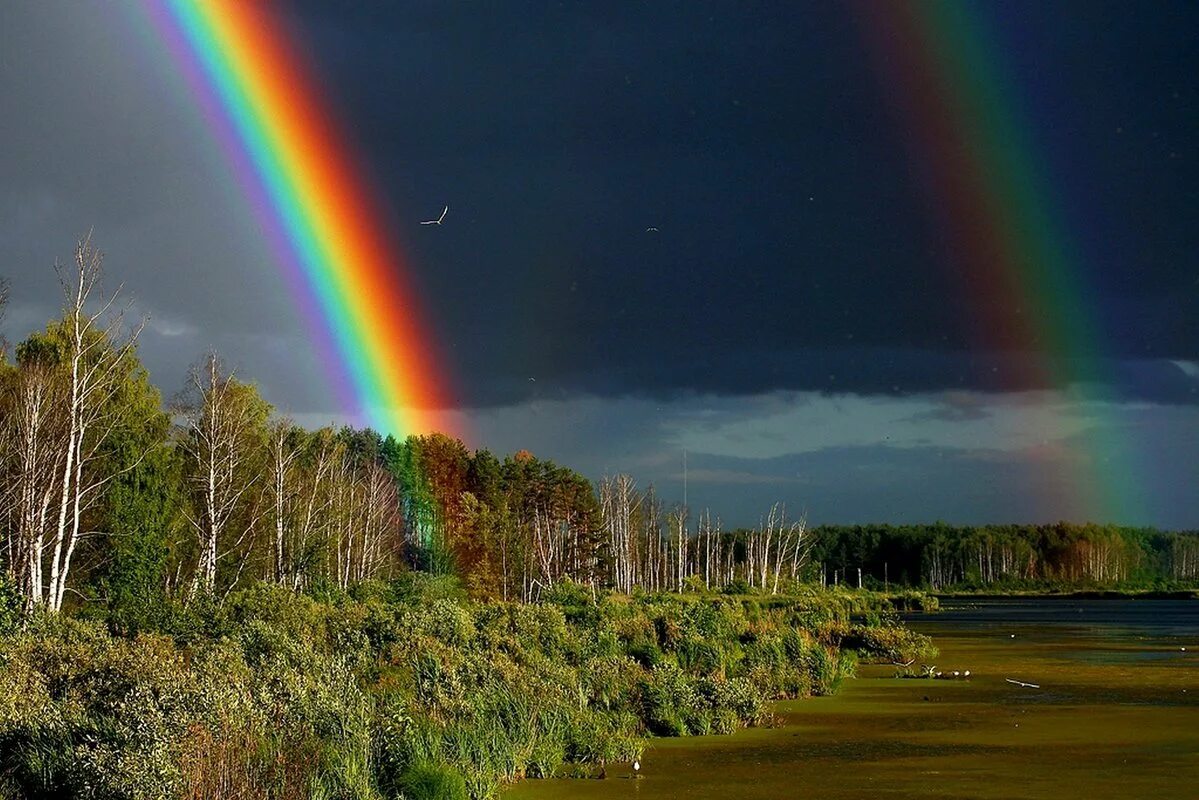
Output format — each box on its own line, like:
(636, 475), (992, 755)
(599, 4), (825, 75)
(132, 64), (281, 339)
(931, 588), (1199, 601)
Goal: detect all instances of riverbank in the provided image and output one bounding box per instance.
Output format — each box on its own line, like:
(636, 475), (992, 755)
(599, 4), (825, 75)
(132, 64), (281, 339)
(507, 596), (1199, 800)
(0, 579), (933, 800)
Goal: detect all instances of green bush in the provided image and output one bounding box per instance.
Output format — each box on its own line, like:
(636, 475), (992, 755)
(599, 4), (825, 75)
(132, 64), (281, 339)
(843, 624), (937, 664)
(399, 761), (469, 800)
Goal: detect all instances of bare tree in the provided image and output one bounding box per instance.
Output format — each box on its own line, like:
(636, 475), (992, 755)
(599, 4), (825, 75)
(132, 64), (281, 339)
(1, 354), (66, 609)
(175, 353), (267, 596)
(599, 474), (642, 593)
(0, 240), (147, 611)
(266, 419), (302, 584)
(44, 239), (146, 610)
(0, 275), (9, 359)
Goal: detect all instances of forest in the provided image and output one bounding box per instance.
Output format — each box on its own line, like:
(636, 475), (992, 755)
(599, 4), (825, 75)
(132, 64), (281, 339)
(807, 523), (1199, 591)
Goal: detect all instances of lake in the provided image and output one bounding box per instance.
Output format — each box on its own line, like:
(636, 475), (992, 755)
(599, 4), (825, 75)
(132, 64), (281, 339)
(506, 598), (1199, 799)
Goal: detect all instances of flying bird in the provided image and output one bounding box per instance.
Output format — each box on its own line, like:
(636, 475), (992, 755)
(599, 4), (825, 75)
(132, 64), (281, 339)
(646, 226), (659, 232)
(421, 206), (448, 226)
(1005, 678), (1040, 689)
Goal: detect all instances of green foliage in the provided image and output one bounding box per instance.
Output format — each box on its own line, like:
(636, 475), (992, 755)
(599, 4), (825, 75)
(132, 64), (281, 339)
(0, 576), (21, 636)
(842, 624), (938, 665)
(96, 440), (184, 633)
(398, 762), (469, 800)
(0, 578), (924, 799)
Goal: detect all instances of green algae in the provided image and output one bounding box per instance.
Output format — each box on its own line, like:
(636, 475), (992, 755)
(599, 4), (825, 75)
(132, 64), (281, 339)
(506, 599), (1199, 800)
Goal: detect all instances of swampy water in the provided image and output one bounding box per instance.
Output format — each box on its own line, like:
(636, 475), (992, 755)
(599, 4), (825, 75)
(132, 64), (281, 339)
(507, 598), (1199, 800)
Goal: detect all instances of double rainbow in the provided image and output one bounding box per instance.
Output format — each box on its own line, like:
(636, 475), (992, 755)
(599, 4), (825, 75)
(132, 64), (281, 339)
(853, 2), (1145, 523)
(145, 0), (452, 437)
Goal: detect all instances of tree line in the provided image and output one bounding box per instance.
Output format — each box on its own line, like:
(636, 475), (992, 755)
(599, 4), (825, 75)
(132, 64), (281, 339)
(1, 239), (818, 620)
(2, 240), (1195, 618)
(808, 522), (1199, 590)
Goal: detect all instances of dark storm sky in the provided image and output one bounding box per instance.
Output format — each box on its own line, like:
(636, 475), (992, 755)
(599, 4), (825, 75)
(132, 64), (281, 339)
(1, 1), (1196, 526)
(281, 0), (1197, 405)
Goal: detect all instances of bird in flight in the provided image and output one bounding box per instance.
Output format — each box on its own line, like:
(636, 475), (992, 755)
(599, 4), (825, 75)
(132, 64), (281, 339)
(421, 206), (448, 226)
(646, 226), (659, 232)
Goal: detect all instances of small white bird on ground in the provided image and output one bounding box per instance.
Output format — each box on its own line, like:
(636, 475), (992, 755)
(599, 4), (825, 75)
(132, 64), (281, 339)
(420, 206), (448, 225)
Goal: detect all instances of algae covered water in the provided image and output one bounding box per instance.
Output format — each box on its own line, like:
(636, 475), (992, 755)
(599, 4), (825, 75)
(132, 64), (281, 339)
(506, 598), (1199, 799)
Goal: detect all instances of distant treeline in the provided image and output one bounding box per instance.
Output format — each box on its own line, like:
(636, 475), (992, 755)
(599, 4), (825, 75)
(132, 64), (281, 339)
(806, 523), (1199, 590)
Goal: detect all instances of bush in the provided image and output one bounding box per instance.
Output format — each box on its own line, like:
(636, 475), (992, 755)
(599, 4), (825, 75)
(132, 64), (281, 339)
(399, 761), (469, 800)
(843, 624), (937, 664)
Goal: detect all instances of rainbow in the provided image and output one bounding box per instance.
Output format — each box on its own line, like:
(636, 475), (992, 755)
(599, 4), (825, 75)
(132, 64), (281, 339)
(852, 2), (1145, 524)
(143, 0), (453, 437)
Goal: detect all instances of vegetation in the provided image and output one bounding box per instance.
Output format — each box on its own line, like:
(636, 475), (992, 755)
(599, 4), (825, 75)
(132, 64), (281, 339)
(0, 247), (935, 797)
(0, 577), (929, 799)
(807, 523), (1199, 592)
(4, 241), (1191, 621)
(1, 240), (1188, 797)
(0, 242), (822, 614)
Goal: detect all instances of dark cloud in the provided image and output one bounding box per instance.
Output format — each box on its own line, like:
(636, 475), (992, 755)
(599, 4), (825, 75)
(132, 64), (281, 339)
(270, 1), (1197, 406)
(461, 391), (1199, 528)
(3, 1), (1195, 410)
(0, 2), (1195, 526)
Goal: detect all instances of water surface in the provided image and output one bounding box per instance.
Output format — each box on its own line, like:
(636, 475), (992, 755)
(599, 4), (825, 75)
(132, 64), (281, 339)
(506, 598), (1198, 799)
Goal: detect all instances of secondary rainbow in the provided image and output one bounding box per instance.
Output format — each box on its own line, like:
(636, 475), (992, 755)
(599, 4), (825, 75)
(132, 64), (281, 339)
(853, 2), (1146, 523)
(144, 0), (452, 437)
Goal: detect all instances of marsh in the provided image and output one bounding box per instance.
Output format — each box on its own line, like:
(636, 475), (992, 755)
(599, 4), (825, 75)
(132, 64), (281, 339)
(508, 598), (1199, 799)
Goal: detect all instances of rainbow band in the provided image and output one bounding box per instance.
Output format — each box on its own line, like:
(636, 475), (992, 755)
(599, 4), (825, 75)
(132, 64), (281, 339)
(147, 0), (450, 436)
(855, 3), (1145, 523)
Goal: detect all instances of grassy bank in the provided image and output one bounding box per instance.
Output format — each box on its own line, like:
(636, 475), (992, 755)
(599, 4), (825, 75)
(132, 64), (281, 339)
(0, 579), (933, 800)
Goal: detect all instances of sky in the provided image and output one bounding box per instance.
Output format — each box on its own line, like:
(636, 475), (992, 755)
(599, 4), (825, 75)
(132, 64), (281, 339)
(0, 1), (1196, 528)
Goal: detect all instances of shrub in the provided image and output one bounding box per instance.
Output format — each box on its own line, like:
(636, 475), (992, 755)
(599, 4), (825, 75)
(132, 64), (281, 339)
(399, 761), (469, 800)
(0, 579), (929, 799)
(843, 624), (937, 664)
